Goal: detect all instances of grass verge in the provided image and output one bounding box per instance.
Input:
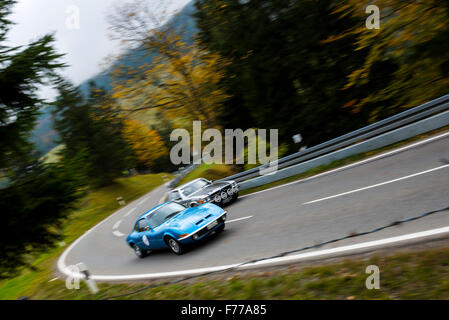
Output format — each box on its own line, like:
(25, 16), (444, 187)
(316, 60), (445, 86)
(24, 245), (449, 300)
(241, 126), (449, 196)
(0, 172), (172, 300)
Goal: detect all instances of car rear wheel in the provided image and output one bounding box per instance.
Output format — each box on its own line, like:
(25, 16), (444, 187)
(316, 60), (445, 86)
(166, 237), (184, 255)
(133, 244), (148, 258)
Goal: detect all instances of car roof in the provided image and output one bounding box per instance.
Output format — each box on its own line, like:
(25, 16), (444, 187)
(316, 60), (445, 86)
(136, 201), (171, 220)
(171, 178), (206, 192)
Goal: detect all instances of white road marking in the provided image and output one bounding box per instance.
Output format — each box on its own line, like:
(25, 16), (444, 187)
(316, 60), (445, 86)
(138, 197), (148, 205)
(112, 219), (125, 237)
(124, 208), (136, 217)
(112, 220), (122, 230)
(57, 184), (168, 276)
(304, 164), (449, 205)
(60, 224), (449, 281)
(227, 216), (253, 223)
(113, 230), (125, 237)
(240, 130), (449, 199)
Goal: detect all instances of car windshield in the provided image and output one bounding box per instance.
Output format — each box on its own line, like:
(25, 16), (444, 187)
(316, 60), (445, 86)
(167, 191), (180, 201)
(147, 202), (186, 228)
(180, 179), (210, 196)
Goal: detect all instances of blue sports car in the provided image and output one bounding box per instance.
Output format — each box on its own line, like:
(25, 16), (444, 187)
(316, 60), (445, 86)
(126, 201), (227, 257)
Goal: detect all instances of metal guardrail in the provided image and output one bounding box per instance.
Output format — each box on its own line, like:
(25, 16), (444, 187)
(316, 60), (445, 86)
(168, 163), (200, 189)
(217, 94), (449, 185)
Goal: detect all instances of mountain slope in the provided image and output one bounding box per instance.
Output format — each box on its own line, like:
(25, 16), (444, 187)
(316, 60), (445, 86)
(31, 0), (197, 156)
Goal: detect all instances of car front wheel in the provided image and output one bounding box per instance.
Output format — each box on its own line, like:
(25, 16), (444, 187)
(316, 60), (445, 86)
(167, 237), (184, 255)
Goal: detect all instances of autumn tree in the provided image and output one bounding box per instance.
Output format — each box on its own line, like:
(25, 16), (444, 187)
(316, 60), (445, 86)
(331, 0), (449, 120)
(107, 0), (229, 128)
(122, 119), (168, 169)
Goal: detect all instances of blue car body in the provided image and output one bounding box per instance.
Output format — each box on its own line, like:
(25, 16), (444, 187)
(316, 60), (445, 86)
(126, 201), (227, 254)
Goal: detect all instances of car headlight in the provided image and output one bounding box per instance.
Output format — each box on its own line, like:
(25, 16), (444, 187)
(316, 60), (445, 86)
(227, 188), (233, 195)
(233, 185), (239, 193)
(214, 195), (221, 202)
(192, 234), (199, 240)
(221, 191), (227, 199)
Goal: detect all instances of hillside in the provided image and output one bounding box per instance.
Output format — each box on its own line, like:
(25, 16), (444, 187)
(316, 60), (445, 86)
(30, 106), (58, 157)
(31, 0), (197, 157)
(78, 0), (197, 96)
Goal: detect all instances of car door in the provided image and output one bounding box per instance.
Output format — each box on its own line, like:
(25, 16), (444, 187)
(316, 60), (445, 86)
(135, 218), (152, 249)
(145, 217), (165, 249)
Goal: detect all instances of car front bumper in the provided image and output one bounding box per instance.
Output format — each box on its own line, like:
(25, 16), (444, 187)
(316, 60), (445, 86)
(207, 185), (239, 205)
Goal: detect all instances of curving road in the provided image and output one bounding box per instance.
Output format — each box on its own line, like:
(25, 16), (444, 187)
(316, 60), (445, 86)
(58, 131), (449, 280)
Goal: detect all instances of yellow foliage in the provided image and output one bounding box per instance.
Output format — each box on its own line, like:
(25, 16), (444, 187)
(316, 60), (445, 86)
(110, 31), (229, 129)
(122, 119), (168, 168)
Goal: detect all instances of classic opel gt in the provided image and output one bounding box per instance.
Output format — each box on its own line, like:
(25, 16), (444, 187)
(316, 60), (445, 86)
(126, 201), (227, 257)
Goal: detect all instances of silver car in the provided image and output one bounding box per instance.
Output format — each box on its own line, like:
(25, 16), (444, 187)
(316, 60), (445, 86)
(167, 178), (239, 207)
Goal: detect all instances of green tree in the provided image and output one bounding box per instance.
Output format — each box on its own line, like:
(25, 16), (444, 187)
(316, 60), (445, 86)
(0, 0), (82, 278)
(0, 2), (64, 168)
(53, 80), (133, 187)
(0, 161), (84, 279)
(194, 0), (375, 149)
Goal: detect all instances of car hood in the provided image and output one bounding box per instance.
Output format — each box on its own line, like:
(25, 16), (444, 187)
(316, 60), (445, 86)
(189, 181), (232, 198)
(166, 203), (223, 229)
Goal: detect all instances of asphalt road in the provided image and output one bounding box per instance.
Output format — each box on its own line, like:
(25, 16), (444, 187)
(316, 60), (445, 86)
(60, 132), (449, 279)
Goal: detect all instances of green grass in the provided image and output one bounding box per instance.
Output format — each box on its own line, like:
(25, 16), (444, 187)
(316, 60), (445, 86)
(177, 163), (238, 187)
(0, 172), (172, 300)
(21, 246), (449, 300)
(241, 126), (449, 196)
